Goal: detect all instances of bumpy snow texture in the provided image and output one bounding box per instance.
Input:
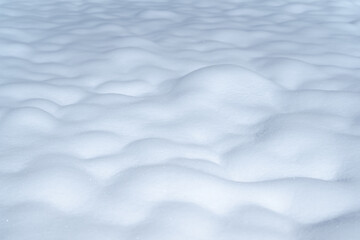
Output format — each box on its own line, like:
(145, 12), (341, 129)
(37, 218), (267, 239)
(1, 0), (360, 239)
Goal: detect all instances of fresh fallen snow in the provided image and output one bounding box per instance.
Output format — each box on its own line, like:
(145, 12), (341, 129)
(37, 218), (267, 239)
(1, 0), (360, 239)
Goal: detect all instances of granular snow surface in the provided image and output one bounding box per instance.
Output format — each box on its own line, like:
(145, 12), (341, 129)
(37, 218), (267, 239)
(1, 0), (360, 239)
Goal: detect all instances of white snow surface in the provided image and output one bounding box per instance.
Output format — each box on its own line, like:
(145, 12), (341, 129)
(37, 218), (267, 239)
(1, 0), (360, 239)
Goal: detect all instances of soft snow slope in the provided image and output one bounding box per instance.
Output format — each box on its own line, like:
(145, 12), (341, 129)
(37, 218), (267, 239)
(1, 0), (360, 239)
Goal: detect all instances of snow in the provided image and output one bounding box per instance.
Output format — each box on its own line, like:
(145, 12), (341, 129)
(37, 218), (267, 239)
(1, 0), (360, 239)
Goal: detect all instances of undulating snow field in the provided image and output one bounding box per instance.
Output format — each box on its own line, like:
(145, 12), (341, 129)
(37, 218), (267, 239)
(1, 0), (360, 239)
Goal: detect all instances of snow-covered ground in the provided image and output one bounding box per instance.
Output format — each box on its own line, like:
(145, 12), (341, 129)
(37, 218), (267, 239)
(1, 0), (360, 239)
